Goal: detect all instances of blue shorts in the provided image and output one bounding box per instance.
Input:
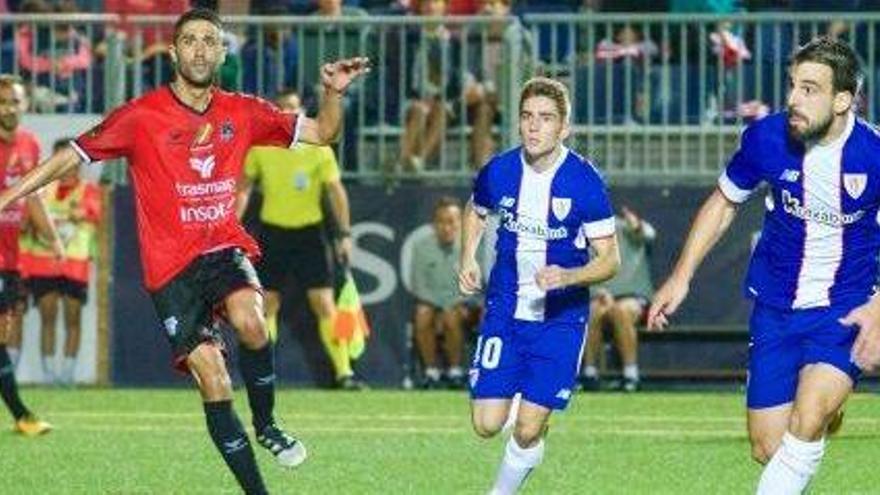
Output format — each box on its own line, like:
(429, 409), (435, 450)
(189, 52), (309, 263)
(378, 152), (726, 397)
(468, 314), (587, 410)
(747, 302), (861, 409)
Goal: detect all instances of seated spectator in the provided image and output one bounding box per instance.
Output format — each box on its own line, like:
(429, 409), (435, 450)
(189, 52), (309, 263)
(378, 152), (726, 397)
(594, 25), (658, 62)
(399, 0), (460, 172)
(15, 0), (92, 112)
(462, 0), (532, 168)
(409, 197), (480, 389)
(579, 205), (656, 393)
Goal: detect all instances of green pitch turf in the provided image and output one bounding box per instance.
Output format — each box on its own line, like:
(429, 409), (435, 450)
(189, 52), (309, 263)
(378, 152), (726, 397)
(1, 389), (878, 494)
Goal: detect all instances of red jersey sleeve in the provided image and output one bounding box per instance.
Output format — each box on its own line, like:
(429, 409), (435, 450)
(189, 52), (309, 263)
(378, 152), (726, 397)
(248, 96), (301, 148)
(71, 103), (138, 164)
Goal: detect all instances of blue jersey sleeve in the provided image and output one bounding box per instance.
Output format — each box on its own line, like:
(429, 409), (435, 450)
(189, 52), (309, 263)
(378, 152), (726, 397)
(719, 124), (764, 203)
(471, 161), (495, 216)
(580, 166), (616, 238)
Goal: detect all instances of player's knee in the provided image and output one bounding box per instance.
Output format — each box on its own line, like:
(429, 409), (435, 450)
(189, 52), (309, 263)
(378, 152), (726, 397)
(188, 345), (233, 401)
(232, 311), (267, 349)
(471, 414), (503, 439)
(789, 408), (826, 441)
(749, 437), (779, 465)
(472, 421), (501, 439)
(513, 422), (545, 448)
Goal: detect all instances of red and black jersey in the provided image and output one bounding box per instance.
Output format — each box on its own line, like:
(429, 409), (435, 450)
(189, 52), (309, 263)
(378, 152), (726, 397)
(72, 86), (300, 291)
(0, 128), (40, 271)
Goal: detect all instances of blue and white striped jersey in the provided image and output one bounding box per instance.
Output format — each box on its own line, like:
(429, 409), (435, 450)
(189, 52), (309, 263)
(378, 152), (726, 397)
(719, 111), (880, 310)
(472, 146), (615, 323)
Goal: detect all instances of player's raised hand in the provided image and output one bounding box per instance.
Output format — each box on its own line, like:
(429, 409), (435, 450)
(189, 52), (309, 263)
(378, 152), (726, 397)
(458, 257), (482, 295)
(646, 275), (690, 331)
(839, 299), (880, 371)
(535, 265), (573, 291)
(321, 57), (371, 94)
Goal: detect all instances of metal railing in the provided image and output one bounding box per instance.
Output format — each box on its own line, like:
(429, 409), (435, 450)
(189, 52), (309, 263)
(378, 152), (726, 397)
(2, 12), (879, 183)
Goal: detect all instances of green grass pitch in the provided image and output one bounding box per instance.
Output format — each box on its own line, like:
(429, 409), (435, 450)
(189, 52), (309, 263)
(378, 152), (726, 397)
(1, 389), (878, 494)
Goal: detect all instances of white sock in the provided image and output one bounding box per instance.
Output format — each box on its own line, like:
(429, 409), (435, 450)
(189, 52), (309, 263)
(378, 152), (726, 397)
(756, 432), (825, 495)
(489, 437), (545, 495)
(623, 364), (639, 381)
(62, 356), (77, 384)
(447, 366), (464, 379)
(41, 356), (56, 382)
(424, 367), (441, 381)
(7, 348), (20, 369)
(582, 365), (598, 378)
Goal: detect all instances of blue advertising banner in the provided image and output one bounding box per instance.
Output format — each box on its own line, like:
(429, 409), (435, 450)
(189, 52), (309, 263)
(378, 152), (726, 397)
(111, 183), (764, 386)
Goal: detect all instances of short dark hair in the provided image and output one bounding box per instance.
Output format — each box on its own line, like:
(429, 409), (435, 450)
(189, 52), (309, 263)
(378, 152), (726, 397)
(173, 8), (223, 44)
(433, 196), (461, 216)
(791, 36), (862, 96)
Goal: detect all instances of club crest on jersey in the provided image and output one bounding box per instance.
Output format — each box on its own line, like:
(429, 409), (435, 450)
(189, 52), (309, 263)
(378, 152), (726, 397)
(551, 197), (571, 220)
(220, 120), (234, 142)
(844, 173), (867, 199)
(189, 155), (216, 179)
(163, 317), (179, 337)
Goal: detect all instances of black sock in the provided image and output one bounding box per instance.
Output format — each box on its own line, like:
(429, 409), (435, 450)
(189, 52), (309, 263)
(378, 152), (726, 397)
(239, 343), (276, 432)
(204, 400), (268, 495)
(0, 345), (29, 420)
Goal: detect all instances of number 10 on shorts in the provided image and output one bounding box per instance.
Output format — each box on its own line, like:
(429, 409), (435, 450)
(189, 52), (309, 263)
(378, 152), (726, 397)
(473, 335), (503, 370)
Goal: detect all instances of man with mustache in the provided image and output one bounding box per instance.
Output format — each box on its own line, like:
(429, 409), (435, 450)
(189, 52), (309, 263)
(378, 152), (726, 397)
(649, 37), (880, 494)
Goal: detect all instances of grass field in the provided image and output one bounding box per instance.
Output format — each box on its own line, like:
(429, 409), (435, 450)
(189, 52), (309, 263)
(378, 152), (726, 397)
(1, 389), (878, 494)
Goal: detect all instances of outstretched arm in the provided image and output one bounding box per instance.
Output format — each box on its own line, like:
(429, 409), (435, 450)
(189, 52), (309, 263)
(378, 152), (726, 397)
(646, 188), (738, 330)
(0, 146), (81, 212)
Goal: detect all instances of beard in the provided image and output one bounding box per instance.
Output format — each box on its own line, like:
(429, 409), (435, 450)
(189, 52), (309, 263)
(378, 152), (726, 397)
(177, 65), (216, 89)
(787, 109), (833, 143)
(0, 116), (17, 132)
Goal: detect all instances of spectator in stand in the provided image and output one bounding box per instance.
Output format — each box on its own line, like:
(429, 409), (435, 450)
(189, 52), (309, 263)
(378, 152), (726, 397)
(95, 0), (191, 91)
(15, 0), (92, 112)
(399, 0), (461, 172)
(409, 197), (481, 389)
(240, 5), (299, 98)
(579, 205), (655, 393)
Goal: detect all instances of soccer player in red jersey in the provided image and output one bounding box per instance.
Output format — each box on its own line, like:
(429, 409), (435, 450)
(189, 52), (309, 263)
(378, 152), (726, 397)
(0, 74), (64, 436)
(0, 9), (369, 494)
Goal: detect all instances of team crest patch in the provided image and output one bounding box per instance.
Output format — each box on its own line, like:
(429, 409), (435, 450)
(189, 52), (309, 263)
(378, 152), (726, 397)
(220, 120), (234, 142)
(551, 197), (571, 220)
(844, 173), (867, 199)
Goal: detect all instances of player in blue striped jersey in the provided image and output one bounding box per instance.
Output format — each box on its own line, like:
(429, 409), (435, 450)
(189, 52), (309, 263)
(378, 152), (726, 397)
(459, 77), (620, 494)
(649, 37), (880, 494)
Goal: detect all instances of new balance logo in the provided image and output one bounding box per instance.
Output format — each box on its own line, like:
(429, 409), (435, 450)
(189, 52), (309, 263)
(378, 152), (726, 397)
(778, 169), (800, 183)
(223, 437), (249, 454)
(555, 389), (571, 400)
(189, 155), (216, 179)
(500, 196), (515, 208)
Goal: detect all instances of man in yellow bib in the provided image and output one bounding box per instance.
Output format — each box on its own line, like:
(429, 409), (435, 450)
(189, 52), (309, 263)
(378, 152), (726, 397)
(237, 89), (364, 390)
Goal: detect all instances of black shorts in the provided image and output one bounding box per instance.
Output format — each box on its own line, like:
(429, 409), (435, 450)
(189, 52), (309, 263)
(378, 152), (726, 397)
(150, 247), (261, 372)
(28, 276), (88, 304)
(0, 270), (21, 313)
(256, 222), (333, 291)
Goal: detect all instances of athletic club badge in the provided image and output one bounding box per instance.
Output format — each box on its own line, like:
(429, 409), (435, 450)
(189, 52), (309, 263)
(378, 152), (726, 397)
(843, 173), (867, 199)
(551, 197), (571, 221)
